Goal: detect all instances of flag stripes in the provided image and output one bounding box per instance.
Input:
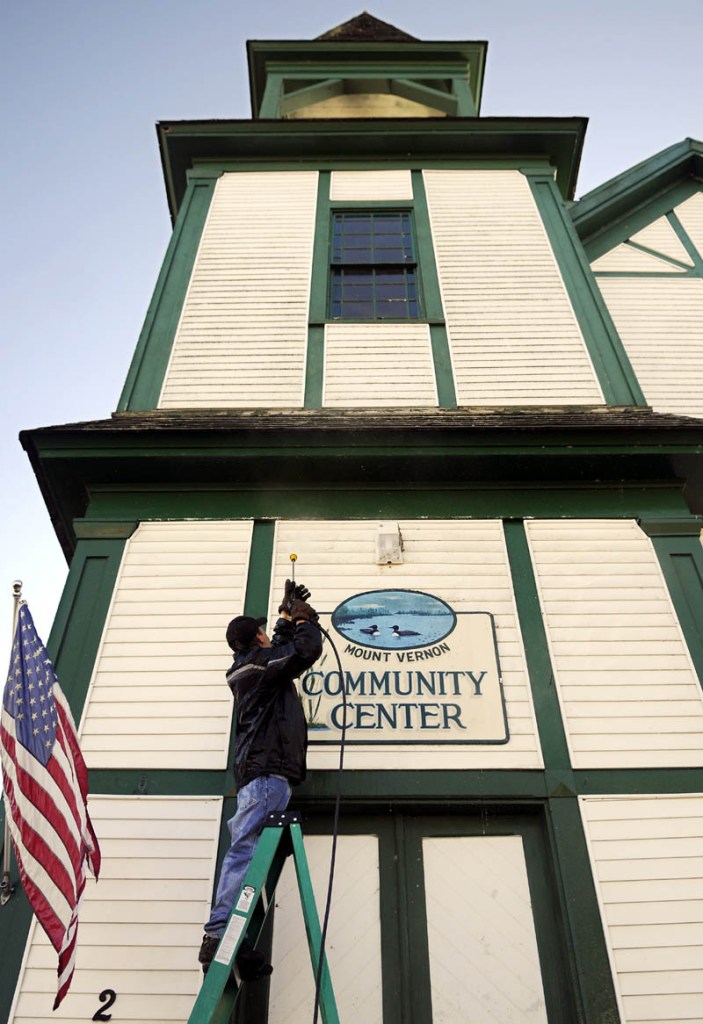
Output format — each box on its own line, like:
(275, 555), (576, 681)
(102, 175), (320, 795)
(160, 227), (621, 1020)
(1, 602), (100, 1009)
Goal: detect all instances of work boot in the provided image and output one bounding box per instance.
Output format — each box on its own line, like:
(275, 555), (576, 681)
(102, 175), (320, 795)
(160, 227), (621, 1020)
(236, 940), (273, 982)
(198, 934), (220, 974)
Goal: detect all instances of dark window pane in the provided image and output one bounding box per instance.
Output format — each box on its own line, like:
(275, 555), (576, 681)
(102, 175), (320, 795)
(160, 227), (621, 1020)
(374, 248), (406, 263)
(341, 301), (374, 317)
(343, 285), (374, 300)
(343, 249), (373, 264)
(343, 219), (372, 234)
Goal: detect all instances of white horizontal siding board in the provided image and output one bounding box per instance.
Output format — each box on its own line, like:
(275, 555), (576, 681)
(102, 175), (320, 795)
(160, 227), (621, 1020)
(675, 192), (703, 260)
(424, 835), (548, 1023)
(423, 169), (604, 406)
(581, 795), (703, 1024)
(329, 169), (413, 201)
(7, 795), (221, 1024)
(596, 276), (703, 417)
(79, 520), (253, 770)
(525, 519), (703, 769)
(323, 323), (437, 407)
(591, 244), (687, 273)
(159, 171), (318, 409)
(271, 519), (541, 770)
(268, 835), (382, 1023)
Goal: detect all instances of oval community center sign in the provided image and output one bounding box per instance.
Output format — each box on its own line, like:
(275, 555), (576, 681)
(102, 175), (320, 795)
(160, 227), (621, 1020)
(299, 589), (509, 745)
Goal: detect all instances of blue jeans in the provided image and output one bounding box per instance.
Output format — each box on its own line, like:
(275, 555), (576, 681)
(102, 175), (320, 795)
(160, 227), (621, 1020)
(204, 775), (292, 937)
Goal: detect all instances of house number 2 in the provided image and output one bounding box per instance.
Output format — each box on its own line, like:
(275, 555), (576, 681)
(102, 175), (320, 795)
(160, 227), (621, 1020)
(92, 989), (116, 1021)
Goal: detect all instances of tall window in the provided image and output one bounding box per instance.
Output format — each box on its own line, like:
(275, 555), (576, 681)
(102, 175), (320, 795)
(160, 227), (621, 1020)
(329, 211), (422, 319)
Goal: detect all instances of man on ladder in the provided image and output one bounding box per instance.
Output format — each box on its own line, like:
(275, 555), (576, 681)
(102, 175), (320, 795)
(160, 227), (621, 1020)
(198, 579), (322, 980)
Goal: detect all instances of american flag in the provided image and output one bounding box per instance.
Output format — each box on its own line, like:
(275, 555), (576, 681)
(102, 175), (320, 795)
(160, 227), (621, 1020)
(1, 602), (100, 1009)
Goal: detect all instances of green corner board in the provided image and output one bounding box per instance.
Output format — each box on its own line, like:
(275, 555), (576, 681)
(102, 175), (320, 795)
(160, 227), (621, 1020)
(527, 174), (646, 406)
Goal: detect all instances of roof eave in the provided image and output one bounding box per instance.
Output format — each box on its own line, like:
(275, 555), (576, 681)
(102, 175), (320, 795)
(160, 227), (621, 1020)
(571, 137), (703, 243)
(157, 116), (587, 221)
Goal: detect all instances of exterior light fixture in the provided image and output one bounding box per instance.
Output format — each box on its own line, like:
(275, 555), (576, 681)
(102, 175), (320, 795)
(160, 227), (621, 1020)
(376, 523), (404, 565)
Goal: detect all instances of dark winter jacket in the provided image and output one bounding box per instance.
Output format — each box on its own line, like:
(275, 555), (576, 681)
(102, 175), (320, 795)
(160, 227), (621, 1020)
(226, 618), (322, 789)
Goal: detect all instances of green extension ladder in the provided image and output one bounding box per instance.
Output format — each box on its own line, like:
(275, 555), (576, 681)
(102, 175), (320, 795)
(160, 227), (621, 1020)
(188, 811), (340, 1024)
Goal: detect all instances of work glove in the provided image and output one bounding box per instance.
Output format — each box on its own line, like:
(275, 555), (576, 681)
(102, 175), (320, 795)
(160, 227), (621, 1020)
(278, 578), (296, 615)
(294, 582), (311, 603)
(290, 598), (318, 623)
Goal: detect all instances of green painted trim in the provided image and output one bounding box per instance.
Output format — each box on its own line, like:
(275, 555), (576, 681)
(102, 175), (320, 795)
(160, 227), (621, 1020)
(624, 238), (697, 272)
(429, 326), (457, 407)
(308, 171), (331, 326)
(303, 326), (324, 408)
(279, 78), (343, 117)
(400, 819), (435, 1024)
(520, 813), (583, 1021)
(411, 169), (457, 406)
(265, 61), (473, 80)
(579, 179), (701, 261)
(572, 768), (703, 793)
(243, 520), (276, 619)
(638, 518), (703, 536)
(194, 157), (563, 174)
(668, 208), (703, 272)
(650, 533), (703, 686)
(410, 170), (444, 324)
(392, 78), (458, 116)
(503, 521), (573, 773)
(546, 799), (621, 1023)
(85, 485), (692, 530)
(452, 75), (477, 116)
(47, 539), (126, 714)
(89, 769), (228, 795)
(593, 270), (694, 278)
(118, 177), (216, 411)
(259, 73), (283, 119)
(85, 764), (703, 800)
(527, 173), (646, 406)
(73, 520), (139, 540)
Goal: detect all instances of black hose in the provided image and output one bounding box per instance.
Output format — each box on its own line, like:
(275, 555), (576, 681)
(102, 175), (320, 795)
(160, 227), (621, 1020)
(309, 621), (347, 1024)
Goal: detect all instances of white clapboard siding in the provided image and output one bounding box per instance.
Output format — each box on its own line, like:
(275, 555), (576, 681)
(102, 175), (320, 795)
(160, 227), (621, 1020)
(329, 169), (413, 201)
(271, 519), (541, 770)
(591, 244), (687, 273)
(675, 191), (703, 260)
(323, 322), (437, 407)
(629, 216), (695, 265)
(80, 521), (253, 770)
(424, 835), (548, 1023)
(159, 171), (318, 408)
(8, 795), (221, 1024)
(581, 795), (703, 1024)
(268, 834), (382, 1024)
(596, 276), (703, 417)
(526, 520), (703, 768)
(423, 169), (604, 406)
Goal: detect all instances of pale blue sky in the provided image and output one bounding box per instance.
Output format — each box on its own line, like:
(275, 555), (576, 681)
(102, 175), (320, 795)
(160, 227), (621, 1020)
(2, 0), (702, 646)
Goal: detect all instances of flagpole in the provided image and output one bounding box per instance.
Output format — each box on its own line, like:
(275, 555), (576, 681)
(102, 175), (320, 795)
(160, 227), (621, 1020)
(1, 580), (23, 906)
